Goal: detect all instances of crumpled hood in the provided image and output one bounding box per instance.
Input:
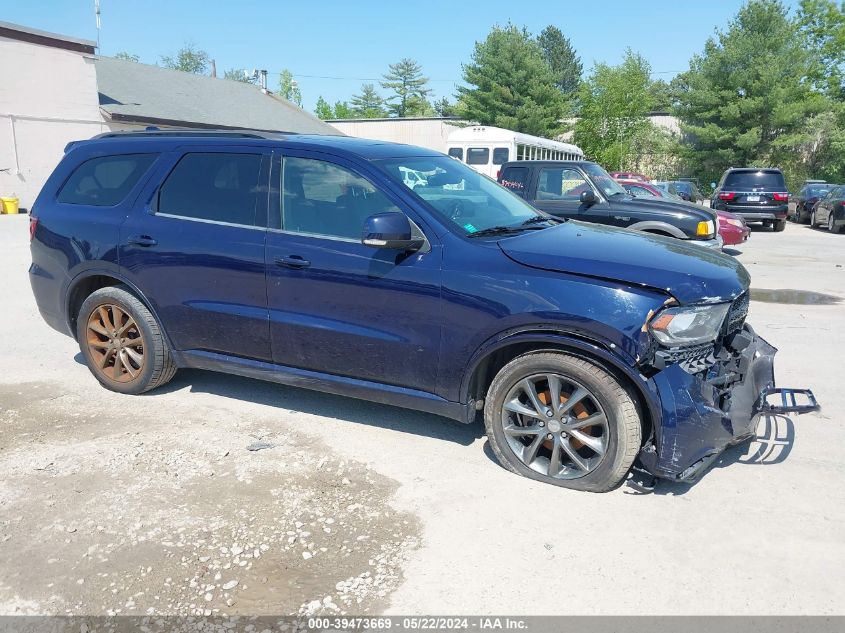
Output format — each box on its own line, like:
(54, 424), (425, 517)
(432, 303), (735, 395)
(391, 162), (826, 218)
(499, 221), (749, 304)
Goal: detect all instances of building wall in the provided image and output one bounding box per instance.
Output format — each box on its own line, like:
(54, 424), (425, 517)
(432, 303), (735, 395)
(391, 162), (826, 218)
(0, 35), (105, 210)
(328, 119), (463, 153)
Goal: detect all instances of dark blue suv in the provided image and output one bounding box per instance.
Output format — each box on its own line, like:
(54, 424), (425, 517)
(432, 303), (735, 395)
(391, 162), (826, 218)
(29, 130), (813, 491)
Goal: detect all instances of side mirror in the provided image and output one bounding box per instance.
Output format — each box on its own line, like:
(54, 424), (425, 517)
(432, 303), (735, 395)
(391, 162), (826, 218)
(362, 212), (424, 251)
(580, 189), (597, 205)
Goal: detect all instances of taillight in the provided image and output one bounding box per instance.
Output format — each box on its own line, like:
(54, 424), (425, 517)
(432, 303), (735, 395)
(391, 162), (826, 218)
(496, 170), (501, 180)
(773, 192), (789, 202)
(29, 217), (38, 241)
(718, 192), (736, 201)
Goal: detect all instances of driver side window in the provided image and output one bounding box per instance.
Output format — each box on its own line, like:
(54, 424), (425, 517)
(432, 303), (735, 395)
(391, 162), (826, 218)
(537, 168), (588, 201)
(281, 157), (400, 240)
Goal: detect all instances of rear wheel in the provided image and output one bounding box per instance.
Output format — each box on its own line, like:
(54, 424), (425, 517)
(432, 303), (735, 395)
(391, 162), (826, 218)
(77, 285), (176, 394)
(773, 218), (786, 232)
(484, 352), (641, 492)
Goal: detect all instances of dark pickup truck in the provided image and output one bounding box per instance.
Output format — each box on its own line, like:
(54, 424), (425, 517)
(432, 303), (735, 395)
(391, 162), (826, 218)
(498, 160), (721, 248)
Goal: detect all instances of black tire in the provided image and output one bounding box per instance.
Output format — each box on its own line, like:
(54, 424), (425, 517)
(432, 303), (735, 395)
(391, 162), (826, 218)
(828, 214), (841, 234)
(773, 218), (786, 232)
(76, 285), (177, 394)
(484, 352), (641, 492)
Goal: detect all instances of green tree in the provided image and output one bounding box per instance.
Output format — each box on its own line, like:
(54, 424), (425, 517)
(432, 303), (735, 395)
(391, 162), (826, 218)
(536, 26), (582, 97)
(351, 84), (387, 118)
(458, 25), (566, 137)
(314, 96), (334, 120)
(573, 50), (657, 169)
(434, 96), (457, 117)
(160, 43), (210, 74)
(333, 101), (354, 119)
(796, 0), (845, 98)
(223, 69), (255, 83)
(648, 79), (675, 111)
(278, 69), (302, 106)
(114, 51), (140, 63)
(675, 0), (825, 186)
(381, 58), (432, 117)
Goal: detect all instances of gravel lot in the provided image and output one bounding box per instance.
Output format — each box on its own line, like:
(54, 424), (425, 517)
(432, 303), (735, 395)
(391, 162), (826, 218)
(1, 213), (843, 616)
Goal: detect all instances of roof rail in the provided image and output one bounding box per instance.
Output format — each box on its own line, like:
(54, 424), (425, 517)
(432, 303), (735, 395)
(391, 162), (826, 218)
(90, 128), (297, 141)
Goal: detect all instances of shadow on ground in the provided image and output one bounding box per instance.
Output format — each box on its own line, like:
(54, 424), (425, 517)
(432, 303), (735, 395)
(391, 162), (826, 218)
(625, 414), (795, 496)
(72, 354), (483, 446)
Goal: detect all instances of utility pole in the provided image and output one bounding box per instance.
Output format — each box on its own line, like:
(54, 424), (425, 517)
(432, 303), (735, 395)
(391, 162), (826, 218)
(94, 0), (101, 51)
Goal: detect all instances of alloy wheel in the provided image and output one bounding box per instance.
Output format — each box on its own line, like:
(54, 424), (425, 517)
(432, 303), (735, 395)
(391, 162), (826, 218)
(86, 304), (145, 383)
(500, 373), (609, 479)
(829, 214), (835, 232)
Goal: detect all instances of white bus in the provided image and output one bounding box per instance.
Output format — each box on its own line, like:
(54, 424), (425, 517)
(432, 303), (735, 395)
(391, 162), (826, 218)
(446, 125), (584, 179)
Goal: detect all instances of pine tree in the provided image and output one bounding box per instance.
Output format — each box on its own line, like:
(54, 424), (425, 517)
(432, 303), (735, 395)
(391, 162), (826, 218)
(351, 84), (387, 118)
(381, 58), (432, 117)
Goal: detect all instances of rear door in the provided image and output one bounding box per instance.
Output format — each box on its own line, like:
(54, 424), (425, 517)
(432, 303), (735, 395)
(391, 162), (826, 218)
(498, 165), (530, 199)
(119, 146), (272, 361)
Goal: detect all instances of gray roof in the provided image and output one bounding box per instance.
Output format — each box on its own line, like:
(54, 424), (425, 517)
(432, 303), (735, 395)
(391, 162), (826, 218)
(95, 57), (340, 135)
(0, 20), (96, 53)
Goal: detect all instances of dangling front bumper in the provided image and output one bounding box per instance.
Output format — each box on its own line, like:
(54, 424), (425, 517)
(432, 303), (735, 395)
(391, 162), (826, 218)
(638, 324), (819, 482)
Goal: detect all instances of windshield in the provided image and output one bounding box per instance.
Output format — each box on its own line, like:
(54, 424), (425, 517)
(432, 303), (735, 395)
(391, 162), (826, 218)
(582, 163), (627, 197)
(376, 156), (544, 235)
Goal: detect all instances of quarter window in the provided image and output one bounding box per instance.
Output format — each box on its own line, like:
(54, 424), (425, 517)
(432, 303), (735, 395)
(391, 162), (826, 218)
(157, 153), (263, 226)
(447, 147), (464, 161)
(499, 167), (529, 197)
(282, 157), (400, 240)
(466, 148), (490, 165)
(57, 153), (158, 206)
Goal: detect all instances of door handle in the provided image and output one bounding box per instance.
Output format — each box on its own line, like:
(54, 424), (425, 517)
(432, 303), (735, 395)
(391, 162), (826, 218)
(126, 235), (158, 247)
(275, 255), (311, 269)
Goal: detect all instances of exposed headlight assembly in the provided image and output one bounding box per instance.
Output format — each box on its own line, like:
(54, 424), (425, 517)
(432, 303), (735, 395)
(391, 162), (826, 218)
(649, 303), (730, 347)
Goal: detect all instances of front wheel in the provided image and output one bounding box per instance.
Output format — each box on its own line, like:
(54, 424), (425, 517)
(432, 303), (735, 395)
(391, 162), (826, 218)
(811, 209), (817, 227)
(77, 285), (177, 395)
(829, 214), (841, 234)
(484, 352), (641, 492)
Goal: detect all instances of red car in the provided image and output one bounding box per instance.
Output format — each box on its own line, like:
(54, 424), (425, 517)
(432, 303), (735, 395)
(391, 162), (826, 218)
(610, 171), (649, 182)
(717, 210), (750, 246)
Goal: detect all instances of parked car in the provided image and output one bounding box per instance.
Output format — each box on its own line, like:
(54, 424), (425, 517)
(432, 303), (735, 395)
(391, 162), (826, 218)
(609, 171), (649, 182)
(711, 167), (790, 231)
(792, 183), (830, 224)
(29, 130), (815, 491)
(616, 180), (665, 199)
(498, 160), (721, 248)
(809, 184), (845, 233)
(716, 211), (750, 246)
(669, 180), (706, 204)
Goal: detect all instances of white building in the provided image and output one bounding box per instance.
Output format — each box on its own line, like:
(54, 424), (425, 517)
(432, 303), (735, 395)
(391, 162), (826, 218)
(0, 22), (103, 211)
(328, 117), (464, 153)
(1, 21), (339, 211)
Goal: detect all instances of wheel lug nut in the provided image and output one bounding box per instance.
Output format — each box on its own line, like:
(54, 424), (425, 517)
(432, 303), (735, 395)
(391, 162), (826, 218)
(545, 409), (553, 417)
(538, 421), (545, 427)
(546, 434), (553, 440)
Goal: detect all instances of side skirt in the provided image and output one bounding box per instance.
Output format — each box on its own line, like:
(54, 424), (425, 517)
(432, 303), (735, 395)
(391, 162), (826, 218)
(174, 350), (473, 423)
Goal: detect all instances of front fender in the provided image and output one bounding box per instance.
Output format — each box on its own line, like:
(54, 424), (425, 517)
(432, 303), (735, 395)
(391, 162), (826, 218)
(626, 221), (687, 239)
(459, 328), (662, 431)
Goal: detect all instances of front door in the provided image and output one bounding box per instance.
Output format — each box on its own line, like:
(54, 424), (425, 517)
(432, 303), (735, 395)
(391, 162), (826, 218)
(265, 151), (442, 393)
(120, 147), (272, 361)
(529, 165), (609, 223)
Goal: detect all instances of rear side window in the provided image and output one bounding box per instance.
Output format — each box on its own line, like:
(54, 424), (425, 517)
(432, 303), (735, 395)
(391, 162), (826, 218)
(57, 153), (158, 206)
(157, 153), (263, 227)
(492, 147), (510, 165)
(499, 167), (529, 196)
(723, 170), (786, 191)
(466, 148), (490, 165)
(447, 147), (463, 161)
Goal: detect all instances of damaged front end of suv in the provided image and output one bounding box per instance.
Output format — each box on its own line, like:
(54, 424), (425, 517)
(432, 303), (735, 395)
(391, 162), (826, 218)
(636, 291), (818, 482)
